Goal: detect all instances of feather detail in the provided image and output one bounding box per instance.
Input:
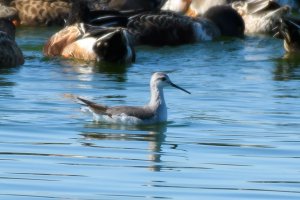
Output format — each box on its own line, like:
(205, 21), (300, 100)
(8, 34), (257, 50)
(43, 24), (84, 56)
(77, 97), (109, 114)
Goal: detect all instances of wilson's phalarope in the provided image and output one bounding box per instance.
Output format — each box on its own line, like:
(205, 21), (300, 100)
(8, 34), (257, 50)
(78, 72), (191, 125)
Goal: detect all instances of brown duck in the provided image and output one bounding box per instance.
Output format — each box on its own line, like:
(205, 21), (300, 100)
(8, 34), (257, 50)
(8, 0), (71, 26)
(232, 0), (290, 35)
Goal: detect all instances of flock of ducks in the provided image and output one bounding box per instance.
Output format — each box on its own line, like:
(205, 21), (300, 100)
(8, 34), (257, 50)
(0, 0), (300, 68)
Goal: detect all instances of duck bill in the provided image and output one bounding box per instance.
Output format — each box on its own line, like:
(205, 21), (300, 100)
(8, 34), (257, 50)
(170, 82), (191, 94)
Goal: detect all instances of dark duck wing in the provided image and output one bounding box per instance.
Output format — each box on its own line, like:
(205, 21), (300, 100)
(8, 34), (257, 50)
(89, 0), (164, 11)
(86, 10), (210, 46)
(276, 17), (300, 53)
(0, 32), (24, 67)
(77, 97), (154, 120)
(126, 11), (221, 46)
(0, 19), (24, 67)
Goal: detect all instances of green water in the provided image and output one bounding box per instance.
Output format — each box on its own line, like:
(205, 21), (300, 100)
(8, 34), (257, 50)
(0, 27), (299, 200)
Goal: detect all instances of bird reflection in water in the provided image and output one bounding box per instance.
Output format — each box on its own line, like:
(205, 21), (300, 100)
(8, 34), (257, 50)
(80, 123), (170, 172)
(60, 59), (130, 83)
(273, 53), (300, 81)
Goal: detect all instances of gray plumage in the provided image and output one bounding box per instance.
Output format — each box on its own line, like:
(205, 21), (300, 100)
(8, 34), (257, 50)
(78, 97), (155, 120)
(77, 72), (190, 124)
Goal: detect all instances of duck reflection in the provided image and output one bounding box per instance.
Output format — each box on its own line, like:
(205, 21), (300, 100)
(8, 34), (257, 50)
(60, 59), (130, 83)
(273, 54), (300, 81)
(80, 123), (168, 172)
(0, 67), (19, 97)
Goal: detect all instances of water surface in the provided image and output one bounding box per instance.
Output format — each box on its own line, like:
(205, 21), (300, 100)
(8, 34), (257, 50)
(0, 27), (300, 200)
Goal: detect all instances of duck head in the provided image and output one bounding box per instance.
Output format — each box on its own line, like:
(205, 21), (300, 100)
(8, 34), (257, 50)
(203, 5), (245, 38)
(232, 0), (290, 34)
(93, 28), (135, 63)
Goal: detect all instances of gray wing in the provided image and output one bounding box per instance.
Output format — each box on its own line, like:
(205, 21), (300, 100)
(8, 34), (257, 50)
(77, 97), (108, 114)
(78, 97), (154, 120)
(246, 0), (281, 14)
(107, 106), (155, 120)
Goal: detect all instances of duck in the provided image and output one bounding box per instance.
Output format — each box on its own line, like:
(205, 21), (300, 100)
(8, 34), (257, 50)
(126, 11), (222, 46)
(232, 0), (291, 35)
(162, 0), (293, 35)
(0, 18), (24, 67)
(92, 5), (244, 46)
(43, 0), (135, 63)
(275, 17), (300, 53)
(77, 72), (191, 125)
(6, 0), (71, 26)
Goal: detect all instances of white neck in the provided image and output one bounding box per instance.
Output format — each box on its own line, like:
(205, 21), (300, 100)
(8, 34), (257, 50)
(148, 83), (166, 109)
(148, 83), (168, 121)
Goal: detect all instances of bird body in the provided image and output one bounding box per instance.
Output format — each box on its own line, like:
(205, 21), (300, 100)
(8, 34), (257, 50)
(61, 36), (98, 60)
(78, 72), (190, 125)
(43, 23), (84, 57)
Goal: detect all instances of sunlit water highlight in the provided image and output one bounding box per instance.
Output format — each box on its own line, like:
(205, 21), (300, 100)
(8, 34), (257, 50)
(0, 27), (299, 200)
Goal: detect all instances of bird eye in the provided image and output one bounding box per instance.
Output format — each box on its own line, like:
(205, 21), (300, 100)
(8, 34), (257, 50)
(161, 77), (166, 81)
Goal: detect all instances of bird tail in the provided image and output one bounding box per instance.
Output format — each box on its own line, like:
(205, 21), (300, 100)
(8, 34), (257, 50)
(77, 97), (108, 114)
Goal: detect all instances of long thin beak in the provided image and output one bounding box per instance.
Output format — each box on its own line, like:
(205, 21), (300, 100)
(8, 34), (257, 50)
(170, 82), (191, 94)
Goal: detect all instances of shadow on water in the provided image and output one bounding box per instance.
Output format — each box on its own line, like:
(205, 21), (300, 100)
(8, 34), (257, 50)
(273, 53), (300, 81)
(80, 122), (168, 171)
